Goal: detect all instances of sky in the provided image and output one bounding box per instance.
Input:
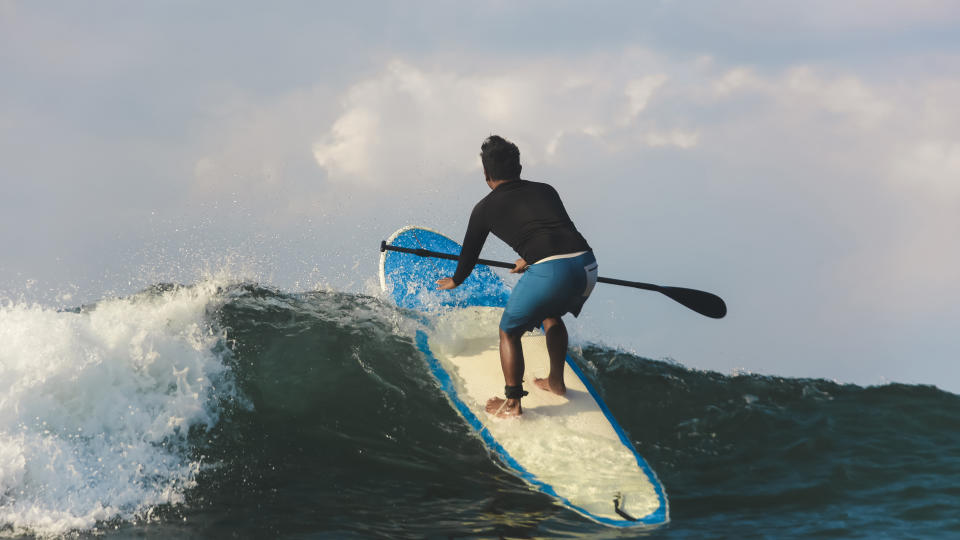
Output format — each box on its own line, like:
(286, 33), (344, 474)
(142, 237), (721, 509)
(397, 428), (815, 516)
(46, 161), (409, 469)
(2, 1), (959, 391)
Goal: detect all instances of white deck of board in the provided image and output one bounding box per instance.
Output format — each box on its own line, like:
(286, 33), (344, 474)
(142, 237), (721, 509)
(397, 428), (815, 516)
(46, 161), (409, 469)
(428, 307), (661, 522)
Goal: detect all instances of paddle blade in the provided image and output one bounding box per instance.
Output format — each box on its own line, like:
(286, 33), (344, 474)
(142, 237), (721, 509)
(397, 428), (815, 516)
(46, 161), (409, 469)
(658, 286), (727, 319)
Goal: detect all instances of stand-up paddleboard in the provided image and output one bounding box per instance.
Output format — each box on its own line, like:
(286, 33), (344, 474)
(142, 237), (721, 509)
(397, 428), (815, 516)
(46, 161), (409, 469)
(380, 226), (668, 527)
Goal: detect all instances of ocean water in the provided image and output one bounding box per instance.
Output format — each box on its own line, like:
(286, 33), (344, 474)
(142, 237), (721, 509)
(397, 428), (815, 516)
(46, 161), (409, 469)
(1, 282), (958, 538)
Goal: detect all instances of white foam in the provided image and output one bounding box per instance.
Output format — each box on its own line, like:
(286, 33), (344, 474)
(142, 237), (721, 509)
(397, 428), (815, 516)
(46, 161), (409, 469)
(0, 281), (238, 536)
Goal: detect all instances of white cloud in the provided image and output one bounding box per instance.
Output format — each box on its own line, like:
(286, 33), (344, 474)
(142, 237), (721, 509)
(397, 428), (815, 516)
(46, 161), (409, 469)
(703, 67), (960, 316)
(644, 130), (700, 149)
(782, 67), (892, 125)
(893, 140), (960, 193)
(310, 59), (684, 187)
(625, 74), (668, 119)
(313, 107), (380, 180)
(711, 67), (761, 96)
(709, 65), (892, 126)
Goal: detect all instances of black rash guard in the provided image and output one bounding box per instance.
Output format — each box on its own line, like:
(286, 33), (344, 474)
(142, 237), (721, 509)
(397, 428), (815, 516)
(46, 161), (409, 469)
(452, 179), (591, 285)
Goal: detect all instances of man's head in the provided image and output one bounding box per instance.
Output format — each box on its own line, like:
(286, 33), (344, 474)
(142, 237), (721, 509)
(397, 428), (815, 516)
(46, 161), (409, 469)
(480, 135), (522, 182)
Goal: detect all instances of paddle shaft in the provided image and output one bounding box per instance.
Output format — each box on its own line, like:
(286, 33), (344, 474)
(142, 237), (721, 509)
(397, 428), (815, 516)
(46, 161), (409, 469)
(380, 241), (727, 319)
(380, 241), (657, 290)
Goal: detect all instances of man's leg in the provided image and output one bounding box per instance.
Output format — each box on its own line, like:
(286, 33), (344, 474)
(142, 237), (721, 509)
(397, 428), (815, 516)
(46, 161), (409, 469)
(534, 317), (567, 396)
(486, 328), (525, 416)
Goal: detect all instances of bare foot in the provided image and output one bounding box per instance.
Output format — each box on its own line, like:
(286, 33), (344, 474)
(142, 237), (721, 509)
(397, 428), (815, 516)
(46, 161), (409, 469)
(534, 377), (566, 396)
(486, 397), (522, 417)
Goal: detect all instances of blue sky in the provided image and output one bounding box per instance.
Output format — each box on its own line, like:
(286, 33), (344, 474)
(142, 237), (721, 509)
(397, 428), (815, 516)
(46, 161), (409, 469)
(2, 1), (959, 391)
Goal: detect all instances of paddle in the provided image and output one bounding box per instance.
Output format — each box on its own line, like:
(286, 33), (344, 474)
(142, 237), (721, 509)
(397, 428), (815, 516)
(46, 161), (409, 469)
(380, 241), (727, 319)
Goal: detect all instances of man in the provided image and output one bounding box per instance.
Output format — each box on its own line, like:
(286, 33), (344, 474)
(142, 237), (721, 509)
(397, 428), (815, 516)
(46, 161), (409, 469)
(436, 135), (598, 417)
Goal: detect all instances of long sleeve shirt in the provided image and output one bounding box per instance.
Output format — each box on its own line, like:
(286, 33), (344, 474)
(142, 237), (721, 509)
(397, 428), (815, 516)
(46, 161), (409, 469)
(452, 179), (591, 285)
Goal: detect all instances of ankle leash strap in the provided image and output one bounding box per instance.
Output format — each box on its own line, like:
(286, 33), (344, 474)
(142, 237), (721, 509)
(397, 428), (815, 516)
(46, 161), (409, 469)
(504, 384), (529, 400)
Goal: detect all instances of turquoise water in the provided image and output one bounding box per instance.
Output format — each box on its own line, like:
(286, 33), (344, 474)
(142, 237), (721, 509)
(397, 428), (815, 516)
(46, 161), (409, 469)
(2, 283), (958, 538)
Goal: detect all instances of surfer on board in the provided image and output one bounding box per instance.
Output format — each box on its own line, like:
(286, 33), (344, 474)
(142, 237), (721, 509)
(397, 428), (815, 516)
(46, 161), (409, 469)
(436, 135), (598, 418)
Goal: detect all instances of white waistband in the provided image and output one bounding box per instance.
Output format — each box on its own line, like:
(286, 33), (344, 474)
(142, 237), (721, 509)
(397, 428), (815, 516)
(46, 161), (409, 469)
(532, 251), (588, 265)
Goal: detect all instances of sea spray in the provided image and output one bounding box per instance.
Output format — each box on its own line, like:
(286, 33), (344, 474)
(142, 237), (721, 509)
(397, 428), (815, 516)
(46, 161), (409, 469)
(0, 282), (240, 536)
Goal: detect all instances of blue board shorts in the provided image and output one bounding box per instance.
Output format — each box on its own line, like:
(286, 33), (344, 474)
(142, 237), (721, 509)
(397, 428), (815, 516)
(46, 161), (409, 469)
(500, 251), (598, 336)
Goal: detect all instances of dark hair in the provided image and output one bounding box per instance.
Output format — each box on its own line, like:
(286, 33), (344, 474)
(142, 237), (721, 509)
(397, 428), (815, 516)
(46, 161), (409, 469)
(480, 135), (522, 181)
